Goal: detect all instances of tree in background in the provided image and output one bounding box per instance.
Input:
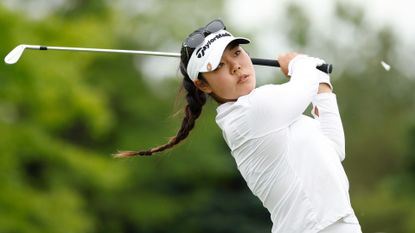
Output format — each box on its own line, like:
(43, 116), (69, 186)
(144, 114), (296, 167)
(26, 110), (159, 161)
(0, 1), (270, 233)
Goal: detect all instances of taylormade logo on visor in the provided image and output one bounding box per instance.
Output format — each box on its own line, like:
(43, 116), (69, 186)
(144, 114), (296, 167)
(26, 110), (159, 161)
(195, 32), (231, 58)
(186, 29), (249, 80)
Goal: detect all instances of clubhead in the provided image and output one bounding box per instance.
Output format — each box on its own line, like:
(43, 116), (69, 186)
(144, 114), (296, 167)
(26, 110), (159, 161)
(4, 45), (27, 64)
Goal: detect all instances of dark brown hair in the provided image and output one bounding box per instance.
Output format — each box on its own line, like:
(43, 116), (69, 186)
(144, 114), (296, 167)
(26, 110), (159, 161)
(114, 42), (208, 158)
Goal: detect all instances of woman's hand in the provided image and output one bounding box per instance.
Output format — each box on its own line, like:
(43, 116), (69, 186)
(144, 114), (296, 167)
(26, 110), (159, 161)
(278, 52), (298, 77)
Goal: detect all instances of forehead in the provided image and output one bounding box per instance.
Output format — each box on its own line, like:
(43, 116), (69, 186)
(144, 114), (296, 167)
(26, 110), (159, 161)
(225, 41), (240, 51)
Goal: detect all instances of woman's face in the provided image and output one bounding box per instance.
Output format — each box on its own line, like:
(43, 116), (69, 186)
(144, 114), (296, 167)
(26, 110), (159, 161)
(195, 44), (256, 101)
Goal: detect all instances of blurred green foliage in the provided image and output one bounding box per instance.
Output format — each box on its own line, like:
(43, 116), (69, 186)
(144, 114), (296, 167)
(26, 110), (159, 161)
(1, 1), (415, 233)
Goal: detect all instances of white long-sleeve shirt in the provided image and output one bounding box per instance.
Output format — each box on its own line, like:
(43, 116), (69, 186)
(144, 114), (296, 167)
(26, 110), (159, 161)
(215, 57), (359, 233)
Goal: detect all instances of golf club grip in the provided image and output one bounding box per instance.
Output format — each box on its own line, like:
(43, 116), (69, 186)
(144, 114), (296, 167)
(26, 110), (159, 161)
(251, 58), (333, 74)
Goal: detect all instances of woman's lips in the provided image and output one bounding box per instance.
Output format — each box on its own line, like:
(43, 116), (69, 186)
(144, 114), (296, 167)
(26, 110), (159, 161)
(238, 74), (249, 84)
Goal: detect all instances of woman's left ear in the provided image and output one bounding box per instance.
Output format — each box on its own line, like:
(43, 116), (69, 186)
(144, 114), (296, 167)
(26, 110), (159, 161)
(193, 79), (212, 94)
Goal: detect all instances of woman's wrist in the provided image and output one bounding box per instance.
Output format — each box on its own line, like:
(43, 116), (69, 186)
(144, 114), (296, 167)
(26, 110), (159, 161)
(318, 83), (332, 93)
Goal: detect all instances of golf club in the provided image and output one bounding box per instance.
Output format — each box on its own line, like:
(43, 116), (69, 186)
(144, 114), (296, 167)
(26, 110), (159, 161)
(4, 44), (333, 74)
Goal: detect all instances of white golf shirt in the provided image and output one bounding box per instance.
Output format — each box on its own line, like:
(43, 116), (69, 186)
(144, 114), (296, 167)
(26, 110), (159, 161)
(215, 57), (359, 233)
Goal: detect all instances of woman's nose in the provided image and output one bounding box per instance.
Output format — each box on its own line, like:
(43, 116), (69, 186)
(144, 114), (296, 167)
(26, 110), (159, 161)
(231, 62), (241, 74)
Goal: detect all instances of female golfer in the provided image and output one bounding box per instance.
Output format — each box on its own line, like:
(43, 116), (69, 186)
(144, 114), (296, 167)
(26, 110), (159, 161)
(116, 19), (362, 233)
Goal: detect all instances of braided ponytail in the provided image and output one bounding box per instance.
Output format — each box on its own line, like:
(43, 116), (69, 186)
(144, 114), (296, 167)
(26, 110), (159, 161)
(114, 46), (207, 158)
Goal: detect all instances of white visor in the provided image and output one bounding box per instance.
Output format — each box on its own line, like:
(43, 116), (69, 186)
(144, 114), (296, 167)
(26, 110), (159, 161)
(186, 29), (250, 81)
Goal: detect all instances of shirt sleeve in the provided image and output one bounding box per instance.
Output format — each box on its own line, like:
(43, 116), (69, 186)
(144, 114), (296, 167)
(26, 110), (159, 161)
(247, 56), (321, 135)
(311, 93), (346, 161)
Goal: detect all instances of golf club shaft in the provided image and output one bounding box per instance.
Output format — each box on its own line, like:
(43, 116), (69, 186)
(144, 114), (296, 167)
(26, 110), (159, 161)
(6, 45), (333, 73)
(35, 45), (181, 58)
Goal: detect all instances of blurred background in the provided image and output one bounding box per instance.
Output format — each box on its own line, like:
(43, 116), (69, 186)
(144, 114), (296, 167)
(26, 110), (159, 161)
(1, 0), (415, 232)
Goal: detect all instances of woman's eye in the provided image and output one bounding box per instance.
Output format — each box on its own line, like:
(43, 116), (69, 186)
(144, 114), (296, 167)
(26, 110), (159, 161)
(235, 50), (241, 56)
